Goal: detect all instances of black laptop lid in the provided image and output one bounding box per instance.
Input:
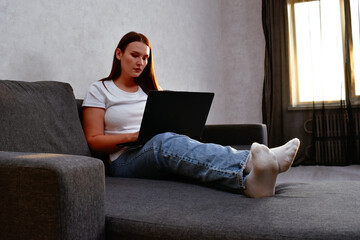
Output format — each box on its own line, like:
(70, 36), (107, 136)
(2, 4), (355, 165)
(137, 90), (214, 144)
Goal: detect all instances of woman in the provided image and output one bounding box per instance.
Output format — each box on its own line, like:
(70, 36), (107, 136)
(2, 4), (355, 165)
(82, 31), (300, 198)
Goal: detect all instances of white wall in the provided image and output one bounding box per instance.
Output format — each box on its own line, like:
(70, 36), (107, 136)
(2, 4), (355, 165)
(219, 0), (265, 124)
(0, 0), (264, 124)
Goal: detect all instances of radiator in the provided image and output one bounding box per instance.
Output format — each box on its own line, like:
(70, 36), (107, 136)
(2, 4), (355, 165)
(312, 110), (360, 165)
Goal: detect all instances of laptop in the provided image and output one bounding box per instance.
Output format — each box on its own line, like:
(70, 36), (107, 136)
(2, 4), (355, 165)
(117, 90), (214, 147)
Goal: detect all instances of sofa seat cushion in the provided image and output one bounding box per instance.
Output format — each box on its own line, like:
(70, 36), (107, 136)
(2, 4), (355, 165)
(0, 80), (90, 156)
(105, 177), (360, 240)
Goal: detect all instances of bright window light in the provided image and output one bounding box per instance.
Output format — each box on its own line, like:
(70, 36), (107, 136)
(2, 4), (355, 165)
(292, 0), (345, 104)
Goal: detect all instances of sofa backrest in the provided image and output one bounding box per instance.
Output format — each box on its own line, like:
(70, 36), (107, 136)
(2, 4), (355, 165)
(0, 80), (91, 156)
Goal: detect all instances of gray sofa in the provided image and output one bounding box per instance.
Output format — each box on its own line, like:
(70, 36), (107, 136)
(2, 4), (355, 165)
(1, 80), (360, 240)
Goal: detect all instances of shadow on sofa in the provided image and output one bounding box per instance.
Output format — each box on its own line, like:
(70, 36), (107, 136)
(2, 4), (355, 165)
(1, 80), (360, 240)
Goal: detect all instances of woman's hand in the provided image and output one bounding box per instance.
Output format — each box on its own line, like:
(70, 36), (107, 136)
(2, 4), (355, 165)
(82, 107), (139, 155)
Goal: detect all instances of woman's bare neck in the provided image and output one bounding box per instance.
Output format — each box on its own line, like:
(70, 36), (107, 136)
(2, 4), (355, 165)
(113, 76), (139, 93)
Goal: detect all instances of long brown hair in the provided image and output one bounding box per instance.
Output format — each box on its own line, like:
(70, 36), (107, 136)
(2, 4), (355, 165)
(101, 31), (160, 94)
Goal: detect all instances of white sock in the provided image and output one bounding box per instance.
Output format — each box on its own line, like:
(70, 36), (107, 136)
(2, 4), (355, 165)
(271, 138), (300, 173)
(243, 143), (278, 198)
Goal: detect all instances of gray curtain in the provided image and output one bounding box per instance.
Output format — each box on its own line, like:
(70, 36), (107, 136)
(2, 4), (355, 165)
(311, 0), (359, 165)
(261, 0), (289, 148)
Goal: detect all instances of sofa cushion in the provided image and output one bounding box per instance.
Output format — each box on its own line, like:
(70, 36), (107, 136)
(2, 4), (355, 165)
(0, 80), (91, 156)
(105, 177), (360, 240)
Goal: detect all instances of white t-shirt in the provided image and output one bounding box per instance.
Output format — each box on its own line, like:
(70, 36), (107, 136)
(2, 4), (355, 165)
(82, 80), (147, 161)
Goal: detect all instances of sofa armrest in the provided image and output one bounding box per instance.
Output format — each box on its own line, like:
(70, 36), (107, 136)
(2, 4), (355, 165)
(201, 124), (268, 150)
(0, 151), (105, 240)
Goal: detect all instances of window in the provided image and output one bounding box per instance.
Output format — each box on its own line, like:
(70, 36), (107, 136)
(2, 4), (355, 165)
(287, 0), (360, 107)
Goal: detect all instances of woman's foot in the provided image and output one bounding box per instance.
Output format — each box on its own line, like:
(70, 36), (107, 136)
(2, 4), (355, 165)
(243, 139), (300, 198)
(243, 143), (278, 198)
(271, 138), (300, 173)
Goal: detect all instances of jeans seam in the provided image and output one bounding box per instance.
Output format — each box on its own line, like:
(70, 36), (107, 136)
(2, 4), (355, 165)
(162, 149), (242, 177)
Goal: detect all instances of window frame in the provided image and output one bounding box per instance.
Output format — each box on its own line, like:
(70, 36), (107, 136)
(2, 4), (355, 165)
(346, 0), (360, 105)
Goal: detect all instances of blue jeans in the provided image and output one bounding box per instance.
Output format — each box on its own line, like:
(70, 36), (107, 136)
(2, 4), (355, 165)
(110, 132), (249, 191)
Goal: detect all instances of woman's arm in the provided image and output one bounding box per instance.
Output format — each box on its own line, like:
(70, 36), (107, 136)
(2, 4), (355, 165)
(82, 107), (139, 155)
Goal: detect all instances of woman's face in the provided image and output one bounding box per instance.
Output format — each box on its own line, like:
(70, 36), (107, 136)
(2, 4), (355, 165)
(117, 41), (150, 79)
